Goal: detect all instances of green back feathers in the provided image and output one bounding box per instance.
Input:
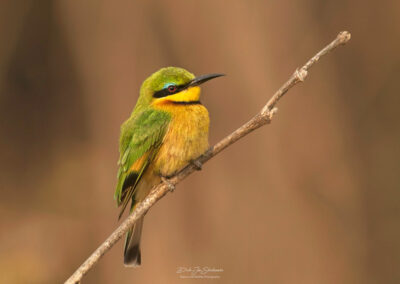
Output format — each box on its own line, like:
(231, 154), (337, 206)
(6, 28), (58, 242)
(115, 109), (171, 211)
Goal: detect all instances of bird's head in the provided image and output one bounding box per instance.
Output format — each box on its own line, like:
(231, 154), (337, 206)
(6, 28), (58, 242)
(136, 67), (224, 110)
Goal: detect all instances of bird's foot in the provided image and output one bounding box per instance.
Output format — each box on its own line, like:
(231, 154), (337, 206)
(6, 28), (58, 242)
(191, 160), (202, 171)
(161, 176), (175, 193)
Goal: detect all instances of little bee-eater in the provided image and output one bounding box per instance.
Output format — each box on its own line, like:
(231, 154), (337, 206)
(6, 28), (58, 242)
(114, 67), (223, 266)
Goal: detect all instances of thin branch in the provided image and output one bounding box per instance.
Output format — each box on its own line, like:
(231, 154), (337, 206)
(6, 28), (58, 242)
(65, 31), (351, 284)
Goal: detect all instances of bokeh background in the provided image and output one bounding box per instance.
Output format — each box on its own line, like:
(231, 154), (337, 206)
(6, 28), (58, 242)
(1, 1), (399, 283)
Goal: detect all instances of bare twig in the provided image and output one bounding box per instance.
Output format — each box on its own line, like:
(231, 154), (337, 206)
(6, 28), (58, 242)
(65, 31), (351, 284)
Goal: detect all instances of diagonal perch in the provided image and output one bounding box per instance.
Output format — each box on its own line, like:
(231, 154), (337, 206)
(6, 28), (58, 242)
(65, 31), (351, 284)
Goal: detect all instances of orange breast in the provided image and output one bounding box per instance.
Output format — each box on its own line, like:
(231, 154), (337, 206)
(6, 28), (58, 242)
(152, 101), (210, 176)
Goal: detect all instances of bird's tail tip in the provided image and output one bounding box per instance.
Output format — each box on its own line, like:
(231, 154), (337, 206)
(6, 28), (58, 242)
(124, 244), (141, 267)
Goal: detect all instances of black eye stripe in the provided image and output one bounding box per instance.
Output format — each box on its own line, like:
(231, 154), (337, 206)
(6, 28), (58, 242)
(153, 83), (188, 98)
(152, 89), (169, 98)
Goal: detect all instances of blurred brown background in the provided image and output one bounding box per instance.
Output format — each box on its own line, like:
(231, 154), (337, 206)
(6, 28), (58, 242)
(1, 1), (399, 283)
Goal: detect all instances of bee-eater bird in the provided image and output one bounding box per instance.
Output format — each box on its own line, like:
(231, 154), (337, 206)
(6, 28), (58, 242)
(114, 67), (224, 267)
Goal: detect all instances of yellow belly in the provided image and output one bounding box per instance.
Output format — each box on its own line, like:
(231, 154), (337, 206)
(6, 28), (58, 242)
(152, 102), (210, 176)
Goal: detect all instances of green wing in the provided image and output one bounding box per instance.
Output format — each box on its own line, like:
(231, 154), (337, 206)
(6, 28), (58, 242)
(115, 108), (171, 218)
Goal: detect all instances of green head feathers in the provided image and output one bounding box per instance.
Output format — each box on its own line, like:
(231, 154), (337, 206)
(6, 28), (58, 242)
(143, 67), (195, 94)
(134, 67), (194, 112)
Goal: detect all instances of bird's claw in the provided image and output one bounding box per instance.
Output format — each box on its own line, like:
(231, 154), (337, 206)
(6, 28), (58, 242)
(191, 160), (202, 171)
(161, 177), (175, 193)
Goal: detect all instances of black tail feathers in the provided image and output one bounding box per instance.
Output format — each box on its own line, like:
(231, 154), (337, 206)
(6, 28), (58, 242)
(124, 217), (144, 267)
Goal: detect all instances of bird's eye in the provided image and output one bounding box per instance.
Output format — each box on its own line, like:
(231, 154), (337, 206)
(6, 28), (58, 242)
(167, 85), (177, 93)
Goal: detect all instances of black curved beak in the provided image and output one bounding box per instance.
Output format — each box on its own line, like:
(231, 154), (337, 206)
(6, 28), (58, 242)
(189, 73), (225, 87)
